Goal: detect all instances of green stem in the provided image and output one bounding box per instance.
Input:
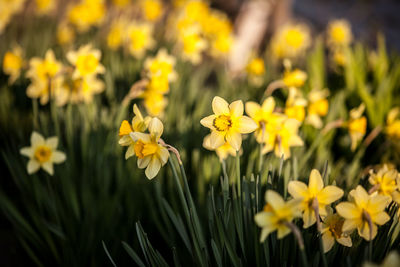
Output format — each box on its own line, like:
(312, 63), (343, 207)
(221, 160), (228, 181)
(257, 143), (264, 177)
(236, 151), (241, 196)
(168, 159), (190, 225)
(32, 99), (39, 130)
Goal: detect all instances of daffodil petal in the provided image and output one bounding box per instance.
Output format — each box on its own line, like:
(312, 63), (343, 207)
(20, 147), (33, 157)
(317, 186), (344, 205)
(31, 131), (45, 146)
(46, 137), (59, 149)
(261, 97), (275, 113)
(288, 181), (309, 199)
(322, 232), (335, 253)
(225, 131), (242, 151)
(27, 160), (40, 174)
(236, 116), (258, 133)
(302, 208), (316, 228)
(245, 101), (260, 118)
(209, 131), (225, 149)
(371, 212), (390, 225)
(277, 225), (291, 239)
(52, 151), (66, 163)
(158, 146), (169, 165)
(212, 96), (229, 115)
(149, 117), (164, 139)
(229, 100), (244, 117)
(200, 115), (216, 129)
(266, 190), (285, 211)
(138, 156), (151, 169)
(42, 161), (54, 176)
(145, 157), (161, 179)
(309, 169), (324, 194)
(125, 145), (135, 159)
(336, 236), (352, 247)
(336, 202), (360, 219)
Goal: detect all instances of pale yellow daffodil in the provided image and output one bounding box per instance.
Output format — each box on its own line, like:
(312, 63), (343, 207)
(321, 207), (352, 253)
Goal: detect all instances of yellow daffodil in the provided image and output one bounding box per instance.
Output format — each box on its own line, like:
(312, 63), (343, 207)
(246, 57), (265, 86)
(20, 132), (66, 175)
(68, 0), (105, 33)
(369, 165), (399, 201)
(332, 48), (347, 66)
(127, 21), (155, 58)
(306, 89), (330, 128)
(386, 107), (400, 140)
(203, 134), (236, 161)
(26, 49), (62, 83)
(285, 88), (307, 122)
(255, 190), (302, 241)
(288, 169), (344, 228)
(144, 49), (177, 82)
(282, 69), (308, 88)
(200, 96), (258, 151)
(142, 89), (168, 117)
(2, 44), (23, 84)
(262, 117), (303, 160)
(57, 23), (75, 46)
(59, 75), (105, 105)
(119, 104), (151, 159)
(107, 19), (127, 50)
(327, 19), (353, 48)
(35, 0), (55, 15)
(321, 208), (352, 253)
(209, 33), (233, 59)
(180, 26), (207, 65)
(0, 0), (25, 34)
(347, 103), (367, 151)
(336, 185), (391, 241)
(112, 0), (130, 8)
(271, 23), (311, 59)
(66, 44), (105, 78)
(140, 0), (163, 22)
(129, 117), (169, 179)
(27, 76), (65, 105)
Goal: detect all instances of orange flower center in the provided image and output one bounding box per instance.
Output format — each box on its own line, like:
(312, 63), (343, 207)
(34, 145), (52, 163)
(213, 115), (232, 132)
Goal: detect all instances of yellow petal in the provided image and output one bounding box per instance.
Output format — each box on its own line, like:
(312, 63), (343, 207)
(236, 116), (258, 133)
(352, 186), (369, 208)
(342, 219), (358, 232)
(145, 156), (161, 179)
(125, 145), (135, 160)
(119, 120), (133, 137)
(288, 181), (309, 199)
(369, 194), (391, 212)
(371, 212), (390, 225)
(46, 137), (59, 149)
(133, 104), (144, 121)
(42, 161), (54, 175)
(302, 208), (316, 228)
(309, 169), (324, 195)
(358, 221), (377, 241)
(158, 146), (170, 165)
(245, 101), (260, 118)
(266, 190), (285, 211)
(322, 232), (335, 253)
(138, 156), (151, 169)
(212, 96), (229, 115)
(27, 160), (40, 174)
(31, 131), (45, 146)
(130, 132), (151, 143)
(277, 225), (291, 239)
(225, 131), (242, 151)
(317, 186), (344, 205)
(336, 236), (352, 247)
(20, 147), (34, 158)
(254, 212), (273, 227)
(261, 97), (275, 113)
(200, 115), (216, 129)
(51, 151), (66, 163)
(260, 227), (274, 243)
(149, 117), (164, 139)
(209, 131), (225, 149)
(229, 100), (244, 118)
(336, 202), (360, 219)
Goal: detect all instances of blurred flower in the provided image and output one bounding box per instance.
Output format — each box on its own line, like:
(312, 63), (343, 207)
(327, 19), (353, 48)
(180, 26), (207, 64)
(143, 90), (167, 117)
(68, 0), (105, 33)
(20, 132), (66, 175)
(57, 23), (75, 46)
(347, 103), (367, 151)
(140, 0), (163, 22)
(144, 48), (177, 82)
(288, 169), (344, 228)
(321, 207), (352, 253)
(369, 165), (399, 201)
(285, 88), (307, 123)
(126, 21), (155, 58)
(130, 117), (169, 179)
(336, 185), (391, 241)
(35, 0), (55, 15)
(271, 23), (311, 59)
(200, 96), (258, 151)
(2, 44), (23, 84)
(262, 117), (304, 160)
(332, 48), (347, 66)
(386, 107), (400, 140)
(203, 134), (236, 162)
(305, 89), (329, 128)
(209, 33), (233, 59)
(246, 57), (265, 86)
(363, 251), (400, 267)
(67, 44), (105, 79)
(282, 68), (308, 88)
(107, 19), (126, 50)
(255, 190), (302, 242)
(58, 75), (105, 105)
(112, 0), (130, 8)
(27, 77), (65, 105)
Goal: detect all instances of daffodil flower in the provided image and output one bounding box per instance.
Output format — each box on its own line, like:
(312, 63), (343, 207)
(336, 185), (391, 241)
(288, 169), (344, 228)
(320, 207), (352, 253)
(202, 134), (236, 161)
(368, 165), (399, 201)
(386, 107), (400, 140)
(20, 132), (66, 175)
(327, 19), (353, 48)
(255, 190), (302, 242)
(200, 96), (258, 151)
(144, 48), (177, 82)
(66, 44), (105, 78)
(347, 103), (367, 151)
(2, 44), (23, 84)
(285, 88), (307, 122)
(129, 117), (169, 179)
(305, 89), (330, 129)
(119, 104), (151, 159)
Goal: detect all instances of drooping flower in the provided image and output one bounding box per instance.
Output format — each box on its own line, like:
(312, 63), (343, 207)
(119, 104), (151, 159)
(144, 49), (177, 82)
(347, 103), (367, 151)
(282, 69), (308, 89)
(288, 169), (344, 228)
(68, 0), (105, 33)
(285, 88), (307, 123)
(140, 0), (163, 22)
(179, 26), (207, 65)
(57, 23), (75, 46)
(321, 207), (352, 253)
(245, 57), (265, 86)
(271, 23), (311, 59)
(200, 96), (258, 151)
(66, 44), (105, 79)
(369, 165), (399, 201)
(129, 117), (169, 179)
(2, 44), (24, 84)
(336, 185), (391, 241)
(255, 190), (302, 242)
(126, 21), (155, 58)
(20, 132), (66, 175)
(385, 107), (400, 141)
